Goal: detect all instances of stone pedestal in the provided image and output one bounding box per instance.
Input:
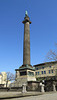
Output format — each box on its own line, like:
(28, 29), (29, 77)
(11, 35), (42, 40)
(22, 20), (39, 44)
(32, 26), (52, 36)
(53, 84), (56, 92)
(40, 82), (45, 92)
(22, 84), (27, 93)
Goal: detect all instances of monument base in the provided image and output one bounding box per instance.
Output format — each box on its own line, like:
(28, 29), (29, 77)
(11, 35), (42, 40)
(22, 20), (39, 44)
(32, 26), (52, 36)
(14, 64), (36, 87)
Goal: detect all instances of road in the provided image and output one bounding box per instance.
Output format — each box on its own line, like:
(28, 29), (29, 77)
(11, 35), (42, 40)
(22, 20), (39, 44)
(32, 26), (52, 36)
(5, 92), (57, 100)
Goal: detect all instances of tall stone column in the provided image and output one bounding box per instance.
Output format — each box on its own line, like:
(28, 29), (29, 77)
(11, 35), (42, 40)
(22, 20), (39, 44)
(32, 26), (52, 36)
(22, 11), (31, 65)
(15, 12), (36, 87)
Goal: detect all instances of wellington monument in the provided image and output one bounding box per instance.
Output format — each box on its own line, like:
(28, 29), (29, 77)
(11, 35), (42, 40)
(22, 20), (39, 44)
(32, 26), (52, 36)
(15, 11), (36, 87)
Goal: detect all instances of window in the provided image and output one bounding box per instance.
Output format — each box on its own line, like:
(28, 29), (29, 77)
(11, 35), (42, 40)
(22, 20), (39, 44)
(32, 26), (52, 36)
(44, 71), (46, 74)
(38, 72), (39, 75)
(28, 71), (34, 76)
(49, 70), (50, 74)
(42, 67), (44, 69)
(51, 70), (53, 73)
(36, 68), (38, 70)
(49, 66), (51, 68)
(42, 71), (43, 74)
(20, 71), (27, 76)
(36, 72), (37, 75)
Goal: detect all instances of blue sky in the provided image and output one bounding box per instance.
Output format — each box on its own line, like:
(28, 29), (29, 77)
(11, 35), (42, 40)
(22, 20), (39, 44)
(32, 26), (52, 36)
(0, 0), (57, 74)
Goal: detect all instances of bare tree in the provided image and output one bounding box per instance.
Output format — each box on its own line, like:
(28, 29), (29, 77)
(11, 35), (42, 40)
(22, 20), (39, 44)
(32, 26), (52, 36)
(46, 43), (57, 61)
(6, 72), (15, 87)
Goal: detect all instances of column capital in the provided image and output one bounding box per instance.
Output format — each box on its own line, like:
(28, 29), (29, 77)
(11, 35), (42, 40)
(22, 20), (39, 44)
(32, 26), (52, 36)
(22, 15), (31, 24)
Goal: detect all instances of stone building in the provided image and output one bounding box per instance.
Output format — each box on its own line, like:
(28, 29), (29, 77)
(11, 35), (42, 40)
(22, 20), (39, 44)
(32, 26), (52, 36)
(0, 72), (11, 87)
(34, 61), (57, 91)
(34, 61), (57, 81)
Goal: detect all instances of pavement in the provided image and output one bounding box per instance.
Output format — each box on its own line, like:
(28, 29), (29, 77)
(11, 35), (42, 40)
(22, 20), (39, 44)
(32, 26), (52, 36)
(0, 91), (43, 99)
(0, 91), (57, 100)
(5, 92), (57, 100)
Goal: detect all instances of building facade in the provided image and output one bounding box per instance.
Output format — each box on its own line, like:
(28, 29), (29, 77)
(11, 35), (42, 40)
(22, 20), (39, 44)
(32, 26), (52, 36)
(34, 61), (57, 81)
(0, 72), (11, 87)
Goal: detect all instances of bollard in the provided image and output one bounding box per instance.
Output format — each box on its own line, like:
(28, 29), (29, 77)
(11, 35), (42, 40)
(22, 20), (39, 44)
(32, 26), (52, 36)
(40, 82), (45, 92)
(22, 84), (27, 93)
(53, 84), (56, 92)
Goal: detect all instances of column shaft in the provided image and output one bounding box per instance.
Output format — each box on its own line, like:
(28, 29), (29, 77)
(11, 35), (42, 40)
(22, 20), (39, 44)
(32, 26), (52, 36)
(23, 22), (30, 65)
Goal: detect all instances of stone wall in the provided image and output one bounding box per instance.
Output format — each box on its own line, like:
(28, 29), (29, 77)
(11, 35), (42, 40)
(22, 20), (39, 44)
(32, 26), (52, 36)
(44, 80), (57, 91)
(27, 81), (40, 91)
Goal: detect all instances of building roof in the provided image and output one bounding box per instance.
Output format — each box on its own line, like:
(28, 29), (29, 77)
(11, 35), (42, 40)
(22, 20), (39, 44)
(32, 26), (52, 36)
(34, 61), (57, 67)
